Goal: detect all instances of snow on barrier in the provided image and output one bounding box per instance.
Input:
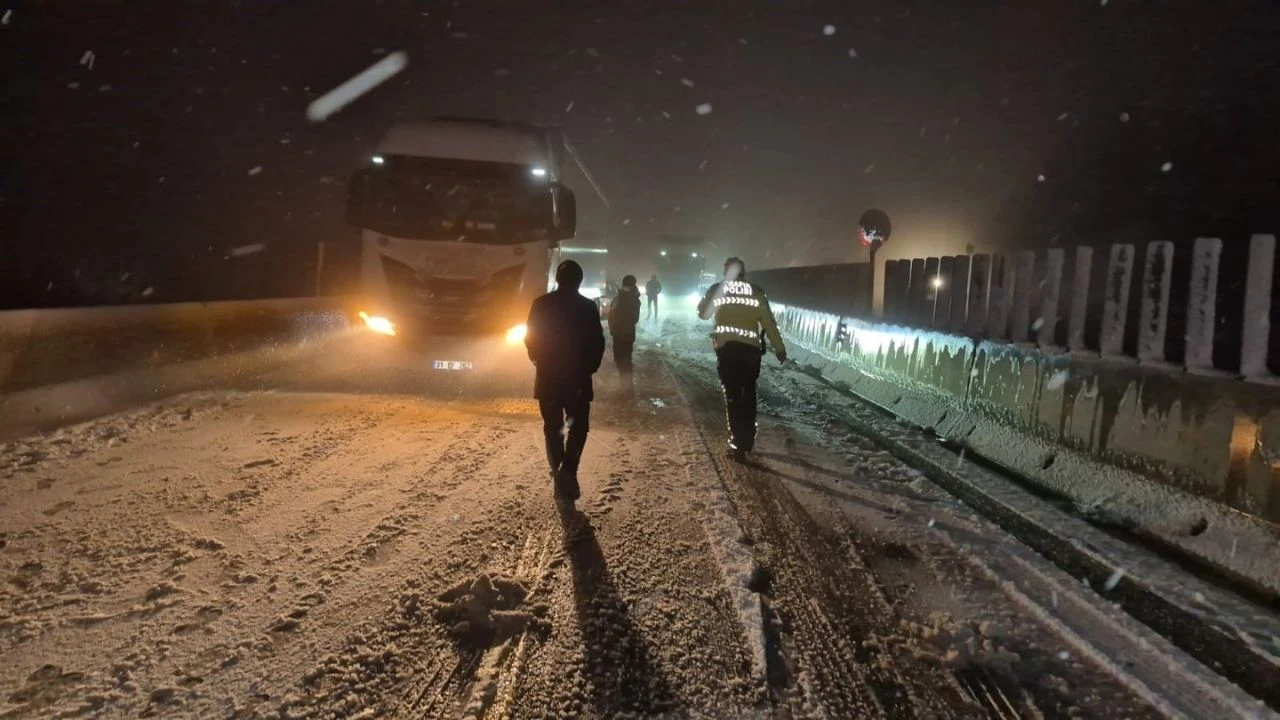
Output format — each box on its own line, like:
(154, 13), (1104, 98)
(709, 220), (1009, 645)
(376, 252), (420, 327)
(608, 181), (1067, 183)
(765, 235), (1280, 597)
(0, 298), (351, 436)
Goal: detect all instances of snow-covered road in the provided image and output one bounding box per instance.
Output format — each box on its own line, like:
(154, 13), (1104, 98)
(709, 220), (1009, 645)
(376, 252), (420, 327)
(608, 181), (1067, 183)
(0, 317), (1270, 718)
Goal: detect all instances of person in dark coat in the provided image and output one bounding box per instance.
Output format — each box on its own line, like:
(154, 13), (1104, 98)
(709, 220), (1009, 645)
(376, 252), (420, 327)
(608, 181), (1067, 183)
(525, 260), (606, 500)
(645, 275), (662, 319)
(606, 274), (642, 397)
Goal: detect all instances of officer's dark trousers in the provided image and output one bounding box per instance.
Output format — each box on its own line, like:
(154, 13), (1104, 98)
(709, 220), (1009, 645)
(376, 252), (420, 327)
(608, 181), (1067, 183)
(612, 333), (635, 375)
(539, 391), (591, 474)
(715, 341), (762, 451)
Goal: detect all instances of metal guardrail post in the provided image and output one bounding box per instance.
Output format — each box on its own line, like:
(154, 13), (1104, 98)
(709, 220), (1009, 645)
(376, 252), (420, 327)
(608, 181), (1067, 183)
(1038, 248), (1064, 348)
(1138, 241), (1175, 363)
(1067, 246), (1092, 352)
(949, 255), (970, 332)
(1100, 244), (1135, 356)
(1241, 234), (1275, 378)
(966, 254), (991, 336)
(1184, 237), (1221, 373)
(1011, 251), (1036, 342)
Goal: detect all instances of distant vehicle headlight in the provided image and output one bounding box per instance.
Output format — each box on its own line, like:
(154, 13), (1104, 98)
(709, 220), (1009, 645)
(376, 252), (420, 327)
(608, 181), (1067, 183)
(579, 286), (603, 300)
(506, 323), (528, 344)
(358, 311), (396, 336)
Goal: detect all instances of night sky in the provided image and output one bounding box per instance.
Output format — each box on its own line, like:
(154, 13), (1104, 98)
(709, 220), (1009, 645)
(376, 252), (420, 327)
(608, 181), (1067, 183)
(3, 0), (1278, 307)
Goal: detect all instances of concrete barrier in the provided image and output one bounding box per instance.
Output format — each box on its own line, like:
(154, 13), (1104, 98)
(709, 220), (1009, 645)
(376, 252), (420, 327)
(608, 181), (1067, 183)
(0, 298), (352, 438)
(0, 298), (351, 393)
(772, 303), (1280, 598)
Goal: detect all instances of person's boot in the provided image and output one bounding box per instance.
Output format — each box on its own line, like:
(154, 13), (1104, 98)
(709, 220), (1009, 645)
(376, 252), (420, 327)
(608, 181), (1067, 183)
(544, 435), (565, 480)
(558, 426), (587, 500)
(554, 467), (581, 500)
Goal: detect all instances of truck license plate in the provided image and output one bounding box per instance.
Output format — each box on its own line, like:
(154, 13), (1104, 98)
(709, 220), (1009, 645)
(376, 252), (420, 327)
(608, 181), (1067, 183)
(433, 360), (473, 371)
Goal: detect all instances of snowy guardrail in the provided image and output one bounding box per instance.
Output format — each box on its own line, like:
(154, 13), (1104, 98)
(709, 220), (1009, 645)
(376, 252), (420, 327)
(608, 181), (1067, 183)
(0, 298), (351, 437)
(881, 234), (1280, 379)
(771, 305), (1280, 598)
(756, 234), (1280, 594)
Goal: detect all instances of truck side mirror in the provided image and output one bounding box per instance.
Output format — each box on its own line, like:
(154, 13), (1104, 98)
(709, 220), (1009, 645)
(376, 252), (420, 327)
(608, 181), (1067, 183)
(553, 184), (577, 239)
(346, 170), (374, 227)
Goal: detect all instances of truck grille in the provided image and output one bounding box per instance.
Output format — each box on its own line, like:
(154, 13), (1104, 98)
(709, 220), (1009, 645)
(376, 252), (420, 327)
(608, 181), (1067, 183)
(380, 255), (526, 334)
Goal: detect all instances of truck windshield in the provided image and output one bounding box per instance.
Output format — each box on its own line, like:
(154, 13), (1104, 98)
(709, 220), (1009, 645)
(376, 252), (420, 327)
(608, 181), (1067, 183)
(349, 155), (554, 244)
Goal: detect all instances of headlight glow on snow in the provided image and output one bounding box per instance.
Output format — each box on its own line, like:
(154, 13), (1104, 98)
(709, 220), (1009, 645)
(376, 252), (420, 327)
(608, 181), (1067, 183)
(505, 323), (528, 344)
(358, 311), (396, 336)
(579, 286), (603, 299)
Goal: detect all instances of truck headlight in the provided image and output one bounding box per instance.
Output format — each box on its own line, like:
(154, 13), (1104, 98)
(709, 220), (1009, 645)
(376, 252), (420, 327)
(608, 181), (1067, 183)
(505, 324), (528, 344)
(358, 311), (396, 336)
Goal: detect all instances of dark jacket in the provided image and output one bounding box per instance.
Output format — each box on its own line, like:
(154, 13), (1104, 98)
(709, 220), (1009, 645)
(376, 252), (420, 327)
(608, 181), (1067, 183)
(606, 286), (641, 339)
(525, 288), (606, 400)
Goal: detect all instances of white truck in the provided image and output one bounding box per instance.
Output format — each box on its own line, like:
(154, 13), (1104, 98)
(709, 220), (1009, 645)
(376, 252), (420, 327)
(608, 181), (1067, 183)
(344, 118), (579, 369)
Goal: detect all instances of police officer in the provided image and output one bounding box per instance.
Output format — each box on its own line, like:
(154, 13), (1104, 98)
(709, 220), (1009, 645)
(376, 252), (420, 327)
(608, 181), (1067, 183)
(697, 257), (787, 458)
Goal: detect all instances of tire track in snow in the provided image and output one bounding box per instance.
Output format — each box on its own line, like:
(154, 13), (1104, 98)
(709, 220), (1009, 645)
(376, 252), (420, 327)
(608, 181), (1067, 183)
(664, 355), (986, 718)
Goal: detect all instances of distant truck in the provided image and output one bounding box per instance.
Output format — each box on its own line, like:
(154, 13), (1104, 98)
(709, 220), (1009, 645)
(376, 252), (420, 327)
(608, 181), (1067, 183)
(657, 234), (707, 301)
(344, 118), (579, 368)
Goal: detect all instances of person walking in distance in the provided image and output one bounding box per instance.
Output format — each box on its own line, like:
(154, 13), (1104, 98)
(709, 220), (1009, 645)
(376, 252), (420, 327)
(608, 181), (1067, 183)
(697, 257), (787, 460)
(645, 274), (662, 319)
(525, 260), (606, 500)
(606, 274), (642, 399)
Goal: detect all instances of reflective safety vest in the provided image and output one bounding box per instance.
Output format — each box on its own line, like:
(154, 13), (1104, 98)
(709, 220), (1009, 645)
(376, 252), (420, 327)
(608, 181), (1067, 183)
(697, 280), (787, 354)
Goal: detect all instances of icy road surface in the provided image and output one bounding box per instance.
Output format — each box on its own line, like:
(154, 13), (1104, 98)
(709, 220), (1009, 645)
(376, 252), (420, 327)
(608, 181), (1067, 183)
(0, 317), (1239, 718)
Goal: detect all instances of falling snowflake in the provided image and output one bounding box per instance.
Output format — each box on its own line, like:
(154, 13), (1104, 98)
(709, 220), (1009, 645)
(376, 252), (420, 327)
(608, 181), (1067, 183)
(738, 38), (748, 45)
(1101, 0), (1110, 5)
(1119, 111), (1130, 123)
(622, 218), (631, 225)
(565, 100), (574, 112)
(493, 68), (509, 76)
(1057, 112), (1068, 121)
(1031, 317), (1045, 332)
(1103, 568), (1125, 591)
(661, 111), (671, 119)
(67, 82), (81, 89)
(1160, 161), (1173, 172)
(2, 9), (11, 25)
(822, 24), (836, 36)
(671, 53), (683, 63)
(720, 202), (730, 209)
(1058, 650), (1070, 661)
(680, 78), (695, 88)
(306, 51), (408, 122)
(847, 48), (858, 58)
(698, 159), (707, 169)
(926, 518), (936, 528)
(585, 47), (600, 57)
(229, 243), (266, 257)
(141, 287), (155, 297)
(695, 102), (713, 115)
(863, 164), (875, 174)
(1037, 174), (1046, 182)
(247, 166), (263, 176)
(80, 51), (96, 70)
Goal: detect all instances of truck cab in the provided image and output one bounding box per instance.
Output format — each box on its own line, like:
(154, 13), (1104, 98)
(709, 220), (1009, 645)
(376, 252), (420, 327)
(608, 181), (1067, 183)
(345, 119), (578, 365)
